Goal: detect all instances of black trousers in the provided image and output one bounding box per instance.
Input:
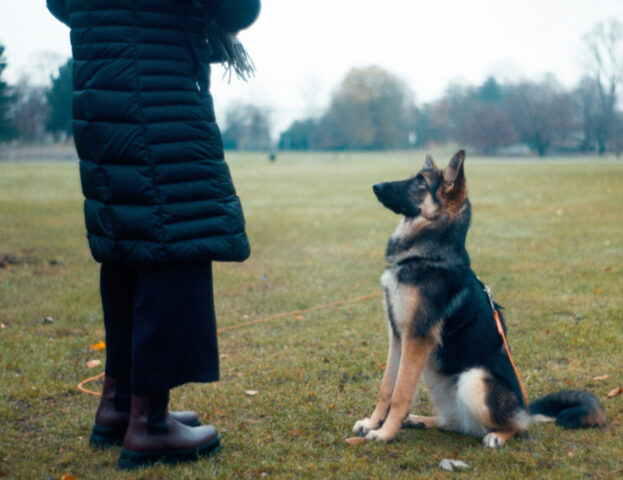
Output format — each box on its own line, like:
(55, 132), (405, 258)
(100, 262), (219, 395)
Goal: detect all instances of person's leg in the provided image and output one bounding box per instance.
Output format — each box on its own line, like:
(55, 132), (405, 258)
(100, 263), (136, 382)
(90, 263), (137, 447)
(131, 262), (219, 395)
(119, 262), (221, 468)
(91, 263), (201, 448)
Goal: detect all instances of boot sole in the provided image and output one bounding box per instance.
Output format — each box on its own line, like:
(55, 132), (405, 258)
(117, 435), (221, 470)
(90, 420), (201, 448)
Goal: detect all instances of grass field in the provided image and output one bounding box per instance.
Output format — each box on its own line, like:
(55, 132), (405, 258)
(1, 151), (622, 479)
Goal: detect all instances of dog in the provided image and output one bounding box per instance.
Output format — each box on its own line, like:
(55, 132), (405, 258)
(352, 150), (606, 447)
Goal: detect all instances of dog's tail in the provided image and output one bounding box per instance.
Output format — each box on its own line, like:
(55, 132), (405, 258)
(529, 390), (607, 429)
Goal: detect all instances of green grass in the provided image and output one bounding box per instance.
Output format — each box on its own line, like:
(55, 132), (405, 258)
(1, 151), (622, 479)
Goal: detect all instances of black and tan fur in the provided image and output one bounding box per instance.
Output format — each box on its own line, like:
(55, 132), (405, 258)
(353, 151), (606, 447)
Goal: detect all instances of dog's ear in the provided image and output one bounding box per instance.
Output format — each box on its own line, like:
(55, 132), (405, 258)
(443, 150), (466, 190)
(423, 154), (437, 170)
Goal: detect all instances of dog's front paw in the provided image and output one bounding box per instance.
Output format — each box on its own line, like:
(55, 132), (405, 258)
(352, 418), (377, 436)
(365, 427), (395, 443)
(482, 432), (505, 449)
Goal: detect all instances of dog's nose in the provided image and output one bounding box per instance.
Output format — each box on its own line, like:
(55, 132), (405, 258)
(373, 183), (382, 194)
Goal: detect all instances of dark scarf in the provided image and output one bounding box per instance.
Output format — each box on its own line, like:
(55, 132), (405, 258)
(205, 20), (255, 82)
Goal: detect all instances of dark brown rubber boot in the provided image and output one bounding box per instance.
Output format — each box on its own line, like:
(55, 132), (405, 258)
(90, 377), (201, 448)
(118, 392), (220, 469)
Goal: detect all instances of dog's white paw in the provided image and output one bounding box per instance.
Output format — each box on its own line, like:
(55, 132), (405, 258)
(365, 428), (393, 443)
(352, 418), (376, 436)
(482, 432), (505, 449)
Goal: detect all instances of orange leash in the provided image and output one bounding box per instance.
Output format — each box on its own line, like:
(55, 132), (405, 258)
(78, 290), (383, 396)
(493, 309), (530, 413)
(77, 371), (105, 396)
(484, 284), (530, 414)
(217, 291), (381, 333)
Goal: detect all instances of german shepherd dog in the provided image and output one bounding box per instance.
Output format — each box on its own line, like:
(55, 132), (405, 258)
(353, 151), (606, 447)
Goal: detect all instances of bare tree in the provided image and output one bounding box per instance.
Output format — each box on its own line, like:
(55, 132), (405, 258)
(506, 76), (575, 156)
(582, 19), (623, 154)
(222, 102), (272, 150)
(319, 66), (414, 150)
(11, 78), (50, 142)
(439, 79), (518, 155)
(573, 76), (601, 152)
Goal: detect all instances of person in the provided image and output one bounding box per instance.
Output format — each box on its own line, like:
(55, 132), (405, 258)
(46, 0), (260, 469)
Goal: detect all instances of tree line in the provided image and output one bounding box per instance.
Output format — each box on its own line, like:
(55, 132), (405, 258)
(278, 68), (622, 156)
(1, 20), (621, 156)
(279, 20), (623, 156)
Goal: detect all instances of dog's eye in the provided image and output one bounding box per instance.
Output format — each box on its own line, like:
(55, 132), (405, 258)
(414, 174), (426, 185)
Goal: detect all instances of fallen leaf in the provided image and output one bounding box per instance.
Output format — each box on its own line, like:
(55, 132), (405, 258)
(607, 386), (622, 398)
(604, 266), (612, 272)
(345, 437), (366, 445)
(42, 316), (54, 324)
(86, 359), (102, 369)
(0, 323), (5, 329)
(439, 459), (469, 471)
(592, 288), (603, 294)
(245, 390), (258, 396)
(90, 340), (106, 351)
(219, 353), (228, 359)
(593, 374), (609, 381)
(294, 315), (304, 320)
(0, 277), (3, 283)
(61, 474), (76, 480)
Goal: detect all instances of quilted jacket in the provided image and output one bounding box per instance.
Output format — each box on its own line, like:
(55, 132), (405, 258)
(46, 0), (260, 265)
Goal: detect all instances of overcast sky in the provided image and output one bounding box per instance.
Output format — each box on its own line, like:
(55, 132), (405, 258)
(1, 0), (621, 133)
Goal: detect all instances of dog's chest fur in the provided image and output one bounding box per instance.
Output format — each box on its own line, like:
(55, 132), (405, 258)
(381, 266), (420, 337)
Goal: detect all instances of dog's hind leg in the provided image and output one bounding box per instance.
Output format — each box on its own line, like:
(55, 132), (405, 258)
(402, 414), (438, 429)
(353, 332), (401, 436)
(456, 368), (526, 448)
(365, 336), (434, 442)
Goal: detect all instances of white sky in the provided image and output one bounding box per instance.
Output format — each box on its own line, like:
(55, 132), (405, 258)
(1, 0), (622, 134)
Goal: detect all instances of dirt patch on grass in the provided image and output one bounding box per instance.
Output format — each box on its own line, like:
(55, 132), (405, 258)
(1, 249), (62, 270)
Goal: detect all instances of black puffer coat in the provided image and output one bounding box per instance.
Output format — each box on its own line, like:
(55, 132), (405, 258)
(47, 0), (260, 265)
